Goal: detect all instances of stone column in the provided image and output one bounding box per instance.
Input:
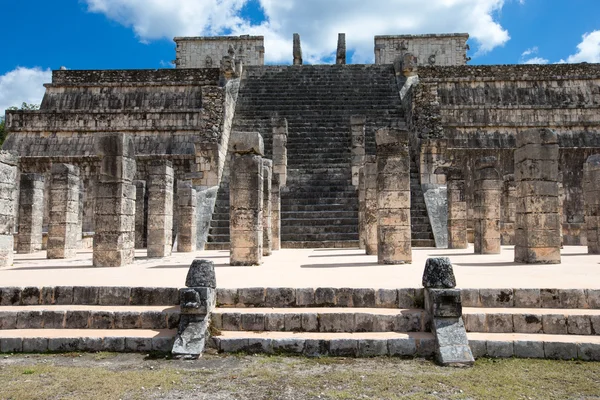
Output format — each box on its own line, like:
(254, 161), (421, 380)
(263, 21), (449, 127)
(584, 154), (600, 254)
(350, 115), (366, 187)
(272, 173), (282, 251)
(262, 160), (273, 256)
(515, 129), (561, 264)
(47, 164), (80, 259)
(177, 181), (197, 253)
(364, 156), (378, 255)
(147, 160), (174, 258)
(17, 173), (44, 253)
(0, 152), (18, 267)
(358, 166), (366, 250)
(473, 157), (501, 255)
(272, 117), (288, 187)
(376, 128), (411, 264)
(500, 174), (516, 245)
(293, 33), (303, 65)
(93, 133), (137, 267)
(134, 180), (147, 249)
(446, 168), (468, 249)
(514, 129), (561, 264)
(336, 33), (346, 65)
(230, 132), (264, 266)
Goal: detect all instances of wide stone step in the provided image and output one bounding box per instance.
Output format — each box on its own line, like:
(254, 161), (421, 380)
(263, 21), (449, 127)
(280, 204), (358, 212)
(280, 233), (359, 241)
(0, 329), (175, 353)
(281, 197), (357, 206)
(282, 240), (360, 249)
(213, 331), (435, 357)
(281, 218), (357, 226)
(281, 226), (358, 235)
(213, 307), (428, 333)
(282, 211), (358, 219)
(462, 307), (600, 336)
(411, 239), (437, 248)
(467, 332), (600, 360)
(0, 305), (180, 330)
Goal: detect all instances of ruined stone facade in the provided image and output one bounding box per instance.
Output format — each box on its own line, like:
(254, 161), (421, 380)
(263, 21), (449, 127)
(375, 34), (469, 66)
(174, 36), (265, 68)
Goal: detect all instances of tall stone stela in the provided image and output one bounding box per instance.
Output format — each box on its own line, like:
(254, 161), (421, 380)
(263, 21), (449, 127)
(17, 173), (45, 254)
(47, 164), (80, 259)
(446, 168), (468, 249)
(514, 129), (561, 263)
(584, 154), (600, 254)
(177, 180), (197, 253)
(375, 128), (412, 264)
(271, 173), (282, 251)
(229, 131), (265, 266)
(262, 159), (273, 257)
(473, 157), (502, 255)
(363, 156), (378, 255)
(336, 33), (346, 65)
(93, 133), (137, 267)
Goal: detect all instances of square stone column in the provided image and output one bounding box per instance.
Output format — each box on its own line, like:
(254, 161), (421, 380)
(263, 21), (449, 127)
(446, 168), (468, 249)
(48, 164), (80, 259)
(230, 131), (264, 266)
(272, 173), (282, 251)
(17, 173), (45, 253)
(272, 117), (288, 187)
(473, 157), (502, 255)
(500, 174), (516, 245)
(351, 115), (366, 187)
(358, 166), (366, 250)
(376, 128), (412, 264)
(93, 133), (137, 267)
(147, 160), (174, 258)
(584, 154), (600, 254)
(0, 152), (18, 267)
(364, 156), (378, 255)
(177, 181), (197, 253)
(262, 159), (273, 256)
(134, 180), (147, 249)
(514, 129), (561, 264)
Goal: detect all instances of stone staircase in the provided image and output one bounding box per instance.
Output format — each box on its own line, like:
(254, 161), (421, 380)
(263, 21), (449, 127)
(410, 159), (436, 247)
(211, 287), (436, 357)
(206, 64), (409, 249)
(0, 286), (178, 353)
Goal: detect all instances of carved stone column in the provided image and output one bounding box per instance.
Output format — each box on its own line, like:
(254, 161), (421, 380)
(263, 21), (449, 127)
(293, 33), (303, 65)
(272, 117), (288, 187)
(93, 133), (136, 267)
(17, 173), (45, 253)
(351, 115), (366, 187)
(514, 128), (561, 264)
(48, 164), (80, 259)
(336, 33), (346, 65)
(230, 132), (264, 266)
(376, 128), (412, 264)
(584, 154), (600, 254)
(500, 174), (516, 245)
(446, 168), (468, 249)
(134, 180), (147, 249)
(177, 181), (197, 253)
(147, 160), (174, 258)
(364, 156), (378, 255)
(0, 152), (18, 267)
(358, 166), (366, 250)
(271, 173), (282, 251)
(473, 157), (501, 254)
(262, 159), (273, 257)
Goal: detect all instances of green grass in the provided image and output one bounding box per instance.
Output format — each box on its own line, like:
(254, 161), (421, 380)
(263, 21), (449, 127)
(0, 354), (599, 399)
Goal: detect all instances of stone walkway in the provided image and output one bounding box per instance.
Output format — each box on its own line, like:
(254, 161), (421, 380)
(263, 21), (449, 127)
(0, 245), (598, 289)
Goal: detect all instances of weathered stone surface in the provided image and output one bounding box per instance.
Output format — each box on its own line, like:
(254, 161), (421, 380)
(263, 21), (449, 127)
(336, 33), (346, 65)
(133, 180), (147, 249)
(185, 259), (217, 288)
(363, 157), (378, 255)
(422, 257), (456, 288)
(473, 157), (501, 255)
(262, 159), (273, 256)
(17, 173), (44, 254)
(584, 154), (600, 254)
(271, 173), (281, 250)
(147, 160), (174, 258)
(446, 168), (468, 249)
(292, 33), (302, 65)
(231, 131), (264, 156)
(47, 164), (80, 260)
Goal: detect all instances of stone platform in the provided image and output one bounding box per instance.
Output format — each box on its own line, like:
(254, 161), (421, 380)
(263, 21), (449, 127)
(0, 245), (598, 290)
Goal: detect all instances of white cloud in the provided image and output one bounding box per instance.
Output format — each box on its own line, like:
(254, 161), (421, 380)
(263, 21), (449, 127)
(519, 46), (548, 64)
(84, 0), (512, 64)
(0, 67), (51, 117)
(522, 57), (549, 64)
(561, 30), (600, 63)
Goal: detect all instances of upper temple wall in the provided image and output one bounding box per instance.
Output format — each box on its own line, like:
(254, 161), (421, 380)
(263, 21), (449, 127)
(375, 34), (469, 66)
(174, 35), (265, 68)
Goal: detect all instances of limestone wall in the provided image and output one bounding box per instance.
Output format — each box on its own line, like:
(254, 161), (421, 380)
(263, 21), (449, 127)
(405, 63), (600, 245)
(174, 36), (265, 68)
(375, 34), (469, 66)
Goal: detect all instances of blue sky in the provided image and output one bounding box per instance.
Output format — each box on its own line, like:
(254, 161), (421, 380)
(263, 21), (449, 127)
(1, 0), (599, 112)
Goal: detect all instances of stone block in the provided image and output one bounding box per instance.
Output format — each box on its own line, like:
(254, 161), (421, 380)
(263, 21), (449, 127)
(241, 314), (265, 331)
(352, 289), (376, 307)
(231, 131), (264, 156)
(114, 312), (141, 329)
(20, 287), (41, 305)
(486, 313), (513, 333)
(102, 337), (125, 352)
(335, 288), (354, 307)
(304, 339), (329, 357)
(43, 311), (66, 329)
(514, 289), (541, 308)
(17, 311), (43, 329)
(314, 288), (335, 306)
(216, 288), (237, 306)
(237, 288), (265, 306)
(265, 288), (295, 307)
(90, 311), (114, 329)
(422, 257), (456, 289)
(48, 338), (79, 353)
(98, 286), (131, 305)
(542, 314), (568, 334)
(152, 337), (175, 353)
(540, 289), (561, 308)
(544, 341), (578, 360)
(375, 289), (397, 308)
(124, 337), (153, 352)
(463, 313), (486, 332)
(329, 339), (357, 357)
(73, 286), (99, 305)
(1, 338), (23, 353)
(460, 289), (480, 307)
(479, 289), (514, 308)
(284, 313), (302, 331)
(265, 313), (285, 331)
(567, 315), (592, 335)
(221, 313), (241, 331)
(560, 289), (587, 309)
(295, 288), (315, 306)
(486, 341), (514, 358)
(302, 313), (319, 332)
(388, 338), (417, 357)
(273, 338), (305, 354)
(247, 338), (273, 354)
(185, 260), (217, 288)
(514, 340), (545, 359)
(22, 338), (48, 353)
(578, 343), (600, 361)
(358, 339), (388, 357)
(65, 311), (90, 329)
(513, 314), (542, 333)
(319, 313), (354, 333)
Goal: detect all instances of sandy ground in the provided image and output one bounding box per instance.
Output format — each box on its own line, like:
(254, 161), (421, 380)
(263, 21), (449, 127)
(0, 245), (599, 289)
